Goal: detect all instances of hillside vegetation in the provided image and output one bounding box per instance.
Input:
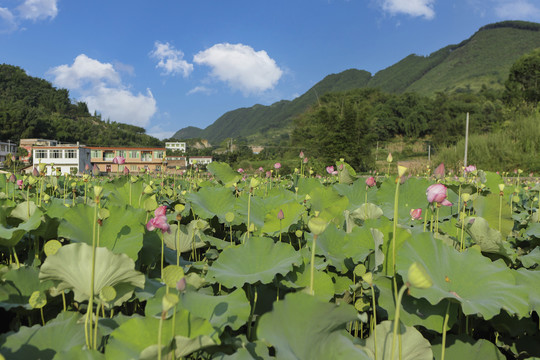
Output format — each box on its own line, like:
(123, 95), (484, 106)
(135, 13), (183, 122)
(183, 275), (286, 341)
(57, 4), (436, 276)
(0, 64), (162, 147)
(173, 20), (540, 145)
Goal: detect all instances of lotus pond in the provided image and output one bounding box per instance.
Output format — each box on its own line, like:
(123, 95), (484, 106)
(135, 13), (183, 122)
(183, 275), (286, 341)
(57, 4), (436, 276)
(0, 161), (539, 360)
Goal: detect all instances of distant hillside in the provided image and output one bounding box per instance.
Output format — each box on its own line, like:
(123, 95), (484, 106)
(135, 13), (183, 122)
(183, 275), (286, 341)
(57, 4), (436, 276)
(173, 20), (540, 145)
(0, 64), (162, 147)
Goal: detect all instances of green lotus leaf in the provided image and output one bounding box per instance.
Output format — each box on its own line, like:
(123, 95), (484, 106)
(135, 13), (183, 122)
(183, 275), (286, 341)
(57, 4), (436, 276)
(520, 247), (540, 268)
(213, 340), (271, 360)
(281, 262), (335, 301)
(9, 201), (38, 221)
(431, 335), (505, 360)
(513, 268), (540, 312)
(473, 193), (514, 238)
(39, 242), (145, 306)
(55, 347), (105, 360)
(377, 177), (457, 222)
(105, 308), (219, 360)
(373, 276), (459, 332)
(57, 204), (146, 261)
(0, 266), (53, 310)
(186, 186), (237, 222)
(261, 201), (305, 235)
(207, 162), (242, 187)
(102, 176), (145, 208)
(524, 222), (540, 239)
(396, 232), (530, 319)
(349, 203), (384, 221)
(163, 221), (208, 253)
(0, 311), (88, 360)
(179, 288), (251, 331)
(257, 292), (370, 359)
(234, 194), (267, 234)
(296, 177), (325, 197)
(465, 216), (514, 258)
(334, 179), (377, 210)
(315, 225), (373, 272)
(369, 217), (412, 276)
(0, 208), (43, 248)
(359, 320), (433, 360)
(308, 186), (349, 226)
(207, 237), (302, 289)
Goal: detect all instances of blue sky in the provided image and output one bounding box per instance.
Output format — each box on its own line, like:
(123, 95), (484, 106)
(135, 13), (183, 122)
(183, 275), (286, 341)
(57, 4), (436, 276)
(1, 0), (540, 140)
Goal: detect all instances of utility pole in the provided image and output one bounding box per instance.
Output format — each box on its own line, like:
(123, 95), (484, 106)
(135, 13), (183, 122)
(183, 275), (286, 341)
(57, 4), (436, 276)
(464, 112), (469, 170)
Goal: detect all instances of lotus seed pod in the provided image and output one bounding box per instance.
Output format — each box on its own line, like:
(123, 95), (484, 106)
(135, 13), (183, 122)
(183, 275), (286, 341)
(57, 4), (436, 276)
(397, 165), (407, 177)
(354, 264), (366, 277)
(308, 216), (328, 235)
(250, 178), (260, 188)
(143, 185), (153, 194)
(362, 272), (373, 286)
(461, 193), (471, 203)
(225, 212), (235, 223)
(162, 293), (179, 312)
(163, 265), (185, 288)
(295, 230), (303, 237)
(29, 291), (47, 309)
(407, 262), (433, 289)
(512, 195), (520, 203)
(44, 240), (62, 256)
(386, 153), (393, 163)
(498, 184), (505, 192)
(99, 286), (117, 303)
(28, 176), (38, 186)
(175, 204), (185, 213)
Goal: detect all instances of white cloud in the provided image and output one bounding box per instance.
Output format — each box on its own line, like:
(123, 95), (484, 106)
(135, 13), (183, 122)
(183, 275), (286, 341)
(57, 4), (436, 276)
(0, 7), (17, 33)
(147, 125), (175, 140)
(193, 43), (283, 95)
(83, 88), (157, 127)
(48, 54), (120, 89)
(379, 0), (436, 19)
(150, 41), (193, 77)
(17, 0), (58, 21)
(48, 55), (156, 127)
(187, 86), (214, 95)
(494, 0), (540, 19)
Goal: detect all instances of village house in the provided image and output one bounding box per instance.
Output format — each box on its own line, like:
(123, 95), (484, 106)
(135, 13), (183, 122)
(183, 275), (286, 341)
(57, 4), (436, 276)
(0, 140), (17, 165)
(32, 143), (91, 175)
(164, 156), (187, 172)
(188, 156), (213, 166)
(19, 138), (58, 164)
(165, 141), (186, 153)
(89, 146), (166, 174)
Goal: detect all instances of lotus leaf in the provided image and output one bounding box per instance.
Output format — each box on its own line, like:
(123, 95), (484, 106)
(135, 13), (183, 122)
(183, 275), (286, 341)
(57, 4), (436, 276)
(282, 264), (335, 301)
(0, 266), (53, 310)
(186, 186), (237, 222)
(214, 340), (271, 359)
(180, 288), (251, 331)
(261, 201), (304, 235)
(234, 194), (267, 233)
(103, 177), (145, 208)
(9, 201), (38, 221)
(520, 247), (540, 268)
(315, 225), (373, 272)
(431, 334), (505, 360)
(257, 292), (370, 359)
(473, 194), (514, 238)
(105, 308), (219, 360)
(57, 204), (146, 260)
(0, 311), (87, 360)
(207, 162), (242, 187)
(39, 242), (145, 306)
(396, 232), (530, 319)
(359, 320), (433, 360)
(163, 221), (208, 253)
(334, 179), (377, 210)
(0, 208), (43, 248)
(513, 268), (540, 312)
(373, 276), (458, 332)
(207, 237), (302, 289)
(308, 186), (349, 225)
(465, 216), (513, 258)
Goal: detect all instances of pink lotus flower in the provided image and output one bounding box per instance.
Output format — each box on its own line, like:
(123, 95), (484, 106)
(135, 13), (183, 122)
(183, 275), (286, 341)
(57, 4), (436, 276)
(303, 157), (308, 164)
(154, 205), (167, 217)
(326, 166), (334, 174)
(426, 184), (452, 206)
(8, 174), (16, 183)
(277, 209), (284, 220)
(146, 216), (170, 233)
(464, 165), (476, 173)
(274, 163), (281, 170)
(259, 167), (264, 172)
(434, 163), (445, 178)
(237, 168), (244, 173)
(410, 208), (422, 220)
(299, 151), (304, 159)
(365, 176), (376, 187)
(266, 171), (272, 178)
(16, 179), (23, 189)
(113, 156), (125, 164)
(123, 166), (130, 175)
(85, 163), (91, 171)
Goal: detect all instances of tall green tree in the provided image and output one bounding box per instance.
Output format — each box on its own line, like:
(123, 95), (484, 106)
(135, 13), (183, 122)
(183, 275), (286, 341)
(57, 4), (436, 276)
(504, 48), (540, 105)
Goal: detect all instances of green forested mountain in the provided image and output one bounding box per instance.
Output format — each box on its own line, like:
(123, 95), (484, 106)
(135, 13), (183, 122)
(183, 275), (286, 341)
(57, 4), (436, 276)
(0, 64), (162, 147)
(173, 20), (540, 144)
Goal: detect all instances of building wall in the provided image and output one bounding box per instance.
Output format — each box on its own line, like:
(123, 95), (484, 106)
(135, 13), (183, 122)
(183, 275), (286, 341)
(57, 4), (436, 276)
(32, 146), (91, 175)
(0, 141), (17, 164)
(89, 147), (166, 174)
(165, 142), (186, 152)
(188, 157), (213, 165)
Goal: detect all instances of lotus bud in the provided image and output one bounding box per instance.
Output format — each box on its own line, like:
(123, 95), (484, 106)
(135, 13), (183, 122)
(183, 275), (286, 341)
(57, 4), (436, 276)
(43, 194), (50, 203)
(176, 278), (187, 292)
(143, 185), (153, 194)
(32, 167), (39, 177)
(308, 216), (328, 235)
(277, 209), (284, 220)
(8, 173), (16, 183)
(362, 272), (373, 286)
(299, 151), (304, 159)
(397, 165), (407, 178)
(407, 262), (432, 289)
(498, 184), (505, 192)
(461, 193), (471, 203)
(93, 185), (103, 199)
(162, 293), (179, 313)
(28, 176), (38, 186)
(249, 177), (260, 189)
(386, 153), (393, 163)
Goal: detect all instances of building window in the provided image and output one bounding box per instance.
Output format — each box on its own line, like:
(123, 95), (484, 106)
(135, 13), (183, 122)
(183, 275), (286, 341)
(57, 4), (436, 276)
(51, 150), (62, 159)
(156, 165), (161, 171)
(117, 150), (126, 158)
(91, 150), (101, 158)
(154, 151), (164, 159)
(104, 152), (115, 160)
(35, 150), (47, 159)
(65, 150), (77, 159)
(130, 165), (137, 171)
(129, 151), (139, 159)
(118, 165), (125, 172)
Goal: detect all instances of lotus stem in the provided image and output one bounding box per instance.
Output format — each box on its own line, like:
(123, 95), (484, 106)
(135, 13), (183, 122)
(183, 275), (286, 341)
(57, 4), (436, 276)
(176, 220), (181, 266)
(246, 191), (251, 242)
(390, 285), (407, 360)
(86, 201), (99, 349)
(309, 234), (318, 295)
(371, 284), (378, 360)
(93, 300), (101, 350)
(11, 247), (20, 268)
(161, 232), (165, 280)
(158, 310), (165, 360)
(62, 291), (66, 312)
(499, 194), (503, 232)
(441, 301), (451, 360)
(40, 307), (45, 326)
(247, 285), (258, 341)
